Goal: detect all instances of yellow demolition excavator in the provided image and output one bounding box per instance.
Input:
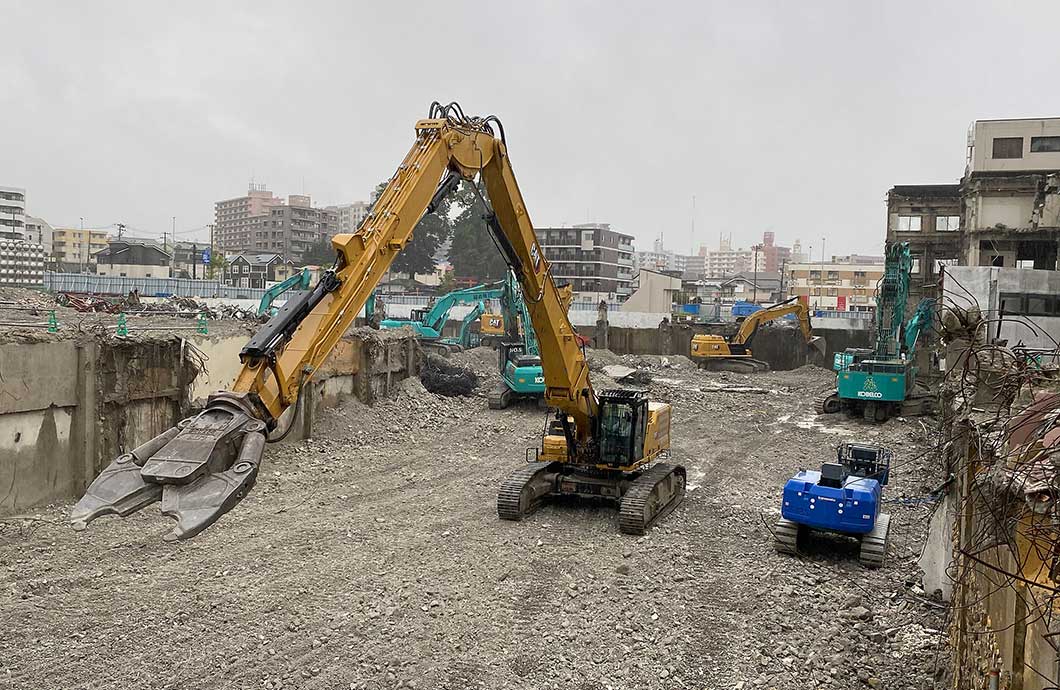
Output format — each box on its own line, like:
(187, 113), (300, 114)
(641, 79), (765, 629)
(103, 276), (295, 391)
(689, 297), (825, 373)
(70, 102), (685, 541)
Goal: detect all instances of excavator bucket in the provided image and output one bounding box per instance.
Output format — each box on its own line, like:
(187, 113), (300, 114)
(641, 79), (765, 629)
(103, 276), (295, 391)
(809, 335), (827, 362)
(69, 392), (268, 541)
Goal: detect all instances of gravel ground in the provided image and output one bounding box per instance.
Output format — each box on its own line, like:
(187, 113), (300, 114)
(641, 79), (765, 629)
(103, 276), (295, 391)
(0, 348), (948, 689)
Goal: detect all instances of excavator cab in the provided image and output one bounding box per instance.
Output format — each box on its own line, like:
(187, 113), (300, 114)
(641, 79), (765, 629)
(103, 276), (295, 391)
(597, 389), (648, 468)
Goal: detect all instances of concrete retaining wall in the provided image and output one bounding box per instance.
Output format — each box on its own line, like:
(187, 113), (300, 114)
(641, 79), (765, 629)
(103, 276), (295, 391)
(0, 328), (417, 513)
(577, 321), (873, 370)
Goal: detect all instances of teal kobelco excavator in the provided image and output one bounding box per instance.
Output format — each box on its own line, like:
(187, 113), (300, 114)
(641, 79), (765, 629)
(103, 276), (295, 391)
(489, 269), (545, 408)
(379, 281), (503, 353)
(257, 268), (312, 317)
(488, 269), (582, 409)
(817, 242), (936, 423)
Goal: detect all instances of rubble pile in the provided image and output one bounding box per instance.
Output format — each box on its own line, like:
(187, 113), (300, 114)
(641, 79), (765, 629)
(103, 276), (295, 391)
(419, 353), (478, 397)
(0, 345), (947, 689)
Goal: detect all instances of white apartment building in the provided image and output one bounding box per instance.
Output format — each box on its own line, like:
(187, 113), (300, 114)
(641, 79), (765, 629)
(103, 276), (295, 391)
(326, 201), (371, 234)
(24, 216), (54, 256)
(0, 186), (26, 242)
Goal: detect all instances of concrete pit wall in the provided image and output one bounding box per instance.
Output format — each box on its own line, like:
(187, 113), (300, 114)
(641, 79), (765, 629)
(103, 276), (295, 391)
(577, 321), (872, 370)
(0, 328), (418, 513)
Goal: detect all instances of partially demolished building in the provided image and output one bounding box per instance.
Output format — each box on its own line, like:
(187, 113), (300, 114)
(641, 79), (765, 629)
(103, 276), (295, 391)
(891, 119), (1060, 688)
(888, 117), (1060, 298)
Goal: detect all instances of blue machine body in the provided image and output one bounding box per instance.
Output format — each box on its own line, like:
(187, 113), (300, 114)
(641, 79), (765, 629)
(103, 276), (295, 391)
(781, 470), (882, 535)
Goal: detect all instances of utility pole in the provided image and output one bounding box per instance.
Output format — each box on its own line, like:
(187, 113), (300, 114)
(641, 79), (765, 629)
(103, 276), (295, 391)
(208, 223), (215, 279)
(79, 217), (84, 273)
(821, 236), (827, 310)
(690, 194), (696, 256)
(752, 244), (760, 304)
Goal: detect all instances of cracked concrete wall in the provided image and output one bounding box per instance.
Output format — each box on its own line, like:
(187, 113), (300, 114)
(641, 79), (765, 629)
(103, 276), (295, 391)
(0, 329), (418, 512)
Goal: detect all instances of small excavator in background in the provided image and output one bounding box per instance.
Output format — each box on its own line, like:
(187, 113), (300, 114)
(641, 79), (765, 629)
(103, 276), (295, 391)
(479, 305), (507, 348)
(70, 102), (685, 540)
(689, 296), (824, 373)
(379, 281), (503, 353)
(818, 242), (936, 423)
(257, 268), (313, 317)
(489, 270), (582, 409)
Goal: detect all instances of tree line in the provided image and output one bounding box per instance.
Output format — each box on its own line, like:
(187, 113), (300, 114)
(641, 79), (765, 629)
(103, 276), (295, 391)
(301, 179), (507, 286)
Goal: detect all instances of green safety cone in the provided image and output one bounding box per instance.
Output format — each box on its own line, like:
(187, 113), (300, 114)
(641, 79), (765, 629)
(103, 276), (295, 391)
(48, 311), (58, 333)
(197, 312), (208, 335)
(117, 313), (128, 336)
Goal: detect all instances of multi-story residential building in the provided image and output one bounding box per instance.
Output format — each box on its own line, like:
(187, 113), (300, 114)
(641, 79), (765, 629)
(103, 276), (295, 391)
(683, 252), (708, 280)
(260, 195), (338, 263)
(0, 186), (26, 242)
(326, 201), (370, 234)
(787, 259), (885, 312)
(23, 216), (54, 257)
(51, 227), (109, 271)
(214, 183), (285, 255)
(758, 231), (791, 273)
(215, 186), (338, 263)
(702, 236), (759, 279)
(635, 238), (686, 275)
(537, 222), (635, 303)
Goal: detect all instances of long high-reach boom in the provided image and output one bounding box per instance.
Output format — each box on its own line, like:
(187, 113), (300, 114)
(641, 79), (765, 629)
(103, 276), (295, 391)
(71, 102), (684, 540)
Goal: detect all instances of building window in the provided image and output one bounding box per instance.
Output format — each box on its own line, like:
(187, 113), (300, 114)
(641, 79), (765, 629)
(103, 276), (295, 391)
(992, 137), (1023, 159)
(911, 257), (921, 275)
(896, 215), (922, 232)
(935, 216), (960, 232)
(1030, 136), (1060, 153)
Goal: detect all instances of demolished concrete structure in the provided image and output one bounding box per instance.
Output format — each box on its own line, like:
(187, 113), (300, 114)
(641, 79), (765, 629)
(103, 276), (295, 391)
(922, 267), (1060, 689)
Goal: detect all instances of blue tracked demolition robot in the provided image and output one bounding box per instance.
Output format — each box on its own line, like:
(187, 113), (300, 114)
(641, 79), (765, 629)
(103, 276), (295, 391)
(774, 443), (892, 568)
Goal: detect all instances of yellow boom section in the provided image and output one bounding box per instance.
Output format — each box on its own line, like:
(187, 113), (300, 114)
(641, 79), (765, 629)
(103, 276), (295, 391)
(231, 117), (597, 445)
(732, 298), (815, 345)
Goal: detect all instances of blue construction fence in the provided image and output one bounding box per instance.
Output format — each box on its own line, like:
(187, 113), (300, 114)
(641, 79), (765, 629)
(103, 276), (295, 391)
(44, 273), (268, 300)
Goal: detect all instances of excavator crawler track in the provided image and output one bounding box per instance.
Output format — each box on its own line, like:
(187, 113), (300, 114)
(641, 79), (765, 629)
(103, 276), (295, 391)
(488, 383), (512, 410)
(497, 462), (556, 521)
(618, 463), (686, 535)
(773, 517), (801, 555)
(698, 358), (770, 374)
(859, 513), (890, 568)
(816, 390), (841, 415)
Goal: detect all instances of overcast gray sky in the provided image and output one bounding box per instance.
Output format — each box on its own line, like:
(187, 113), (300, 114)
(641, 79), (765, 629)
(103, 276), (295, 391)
(4, 0), (1060, 258)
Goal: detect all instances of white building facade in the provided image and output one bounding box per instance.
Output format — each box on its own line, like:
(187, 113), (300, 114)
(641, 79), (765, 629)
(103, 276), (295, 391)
(0, 186), (26, 242)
